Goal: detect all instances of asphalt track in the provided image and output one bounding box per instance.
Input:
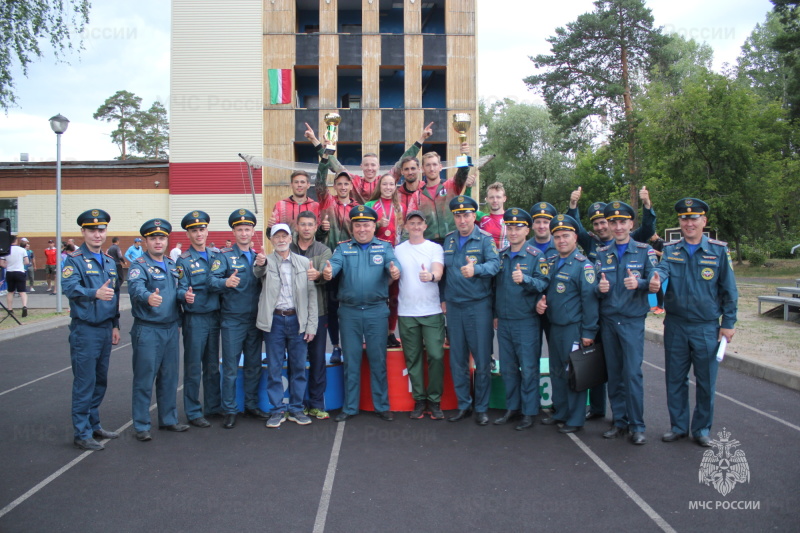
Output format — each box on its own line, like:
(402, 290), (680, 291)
(1, 309), (798, 532)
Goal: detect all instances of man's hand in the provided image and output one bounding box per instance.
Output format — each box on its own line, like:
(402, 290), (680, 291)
(460, 142), (470, 155)
(226, 269), (240, 288)
(569, 186), (582, 209)
(304, 333), (316, 343)
(419, 264), (433, 282)
(95, 279), (114, 301)
(304, 122), (318, 144)
(441, 301), (447, 315)
(378, 215), (389, 228)
(148, 288), (162, 307)
(536, 295), (547, 315)
(418, 121), (434, 144)
(185, 286), (195, 304)
(623, 269), (638, 290)
(389, 261), (400, 281)
(639, 186), (651, 209)
(512, 263), (524, 284)
(267, 215), (278, 228)
(465, 172), (476, 188)
(719, 328), (735, 343)
(308, 263), (320, 281)
(460, 257), (476, 278)
(581, 338), (594, 347)
(255, 251), (267, 267)
(112, 327), (120, 345)
(321, 214), (330, 232)
(323, 260), (333, 281)
(598, 272), (610, 293)
(649, 271), (661, 294)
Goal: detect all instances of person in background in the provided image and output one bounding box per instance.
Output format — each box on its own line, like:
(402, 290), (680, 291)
(0, 236), (30, 316)
(106, 237), (127, 293)
(125, 237), (144, 264)
(21, 239), (35, 292)
(169, 241), (183, 262)
(44, 239), (58, 294)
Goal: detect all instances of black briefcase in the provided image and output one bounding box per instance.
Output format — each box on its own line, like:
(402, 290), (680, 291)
(568, 342), (607, 392)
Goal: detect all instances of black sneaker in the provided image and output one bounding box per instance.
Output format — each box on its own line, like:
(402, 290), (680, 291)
(387, 333), (401, 348)
(329, 346), (342, 364)
(409, 400), (426, 419)
(22, 307), (28, 318)
(428, 401), (445, 420)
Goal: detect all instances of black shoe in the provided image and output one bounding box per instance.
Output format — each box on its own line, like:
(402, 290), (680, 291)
(245, 408), (270, 420)
(135, 431), (152, 442)
(335, 412), (356, 422)
(428, 401), (445, 420)
(630, 432), (647, 445)
(329, 346), (342, 364)
(493, 410), (520, 425)
(189, 417), (211, 428)
(475, 412), (489, 426)
(447, 408), (473, 422)
(222, 414), (237, 429)
(158, 423), (190, 432)
(74, 438), (104, 451)
(540, 416), (564, 426)
(92, 428), (119, 440)
(409, 401), (426, 419)
(515, 415), (534, 431)
(387, 333), (401, 348)
(696, 435), (712, 447)
(603, 426), (626, 439)
(22, 307), (28, 318)
(585, 411), (604, 421)
(376, 410), (394, 422)
(661, 431), (687, 443)
(558, 425), (582, 434)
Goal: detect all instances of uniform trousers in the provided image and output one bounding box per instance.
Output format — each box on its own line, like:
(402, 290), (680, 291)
(69, 319), (113, 440)
(601, 316), (645, 432)
(339, 305), (390, 414)
(664, 317), (720, 438)
(306, 314), (328, 410)
(398, 314), (446, 402)
(182, 311), (221, 420)
(548, 322), (588, 428)
(131, 321), (180, 432)
(497, 316), (542, 415)
(587, 330), (607, 416)
(220, 317), (262, 414)
(446, 299), (493, 412)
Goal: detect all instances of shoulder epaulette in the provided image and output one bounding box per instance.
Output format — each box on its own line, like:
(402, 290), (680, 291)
(525, 245), (540, 256)
(136, 257), (147, 263)
(575, 253), (587, 262)
(708, 238), (728, 246)
(180, 251), (192, 259)
(635, 242), (649, 248)
(220, 247), (233, 252)
(597, 244), (611, 252)
(69, 250), (83, 257)
(478, 228), (493, 239)
(444, 230), (456, 238)
(664, 239), (681, 246)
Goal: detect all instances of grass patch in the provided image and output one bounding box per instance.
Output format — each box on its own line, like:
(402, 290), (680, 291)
(0, 308), (70, 330)
(733, 258), (800, 278)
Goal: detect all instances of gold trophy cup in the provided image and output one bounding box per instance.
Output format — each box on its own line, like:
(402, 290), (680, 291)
(452, 113), (473, 167)
(323, 112), (341, 155)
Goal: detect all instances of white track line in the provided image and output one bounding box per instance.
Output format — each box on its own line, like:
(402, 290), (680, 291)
(313, 421), (345, 533)
(0, 384), (179, 520)
(0, 343), (131, 398)
(643, 360), (800, 432)
(569, 433), (676, 533)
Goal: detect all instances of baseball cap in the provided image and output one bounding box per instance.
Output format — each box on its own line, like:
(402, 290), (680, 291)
(270, 223), (292, 237)
(134, 237), (142, 242)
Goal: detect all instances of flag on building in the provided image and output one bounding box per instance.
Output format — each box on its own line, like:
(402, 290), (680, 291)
(268, 69), (292, 105)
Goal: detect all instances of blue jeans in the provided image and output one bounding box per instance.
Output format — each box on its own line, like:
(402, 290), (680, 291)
(265, 314), (308, 414)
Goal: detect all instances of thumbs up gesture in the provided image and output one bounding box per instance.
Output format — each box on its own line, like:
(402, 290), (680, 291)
(322, 214), (330, 232)
(95, 279), (114, 301)
(226, 269), (240, 288)
(624, 268), (638, 290)
(598, 272), (610, 293)
(307, 262), (319, 281)
(148, 287), (162, 307)
(639, 185), (651, 208)
(460, 257), (476, 278)
(512, 263), (524, 284)
(323, 260), (333, 281)
(255, 250), (267, 266)
(185, 286), (196, 304)
(419, 263), (431, 282)
(379, 215), (389, 228)
(649, 271), (661, 293)
(389, 260), (400, 281)
(536, 295), (548, 315)
(569, 186), (582, 208)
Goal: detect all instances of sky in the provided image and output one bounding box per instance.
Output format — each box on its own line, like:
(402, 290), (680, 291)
(0, 0), (775, 162)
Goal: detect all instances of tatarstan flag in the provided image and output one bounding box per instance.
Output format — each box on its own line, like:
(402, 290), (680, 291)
(268, 69), (292, 104)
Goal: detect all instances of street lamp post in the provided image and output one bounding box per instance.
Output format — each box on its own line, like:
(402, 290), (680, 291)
(49, 114), (70, 313)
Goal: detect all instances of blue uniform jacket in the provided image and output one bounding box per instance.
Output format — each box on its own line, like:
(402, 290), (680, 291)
(494, 244), (550, 320)
(442, 225), (501, 304)
(208, 246), (262, 320)
(329, 237), (400, 308)
(594, 240), (657, 319)
(61, 243), (120, 327)
(567, 205), (657, 263)
(543, 248), (599, 340)
(654, 235), (738, 328)
(176, 247), (220, 314)
(128, 254), (180, 325)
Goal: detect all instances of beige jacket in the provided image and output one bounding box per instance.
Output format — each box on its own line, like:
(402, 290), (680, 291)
(253, 251), (318, 335)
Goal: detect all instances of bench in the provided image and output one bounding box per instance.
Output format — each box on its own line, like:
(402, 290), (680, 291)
(776, 286), (800, 297)
(795, 278), (800, 288)
(758, 295), (800, 321)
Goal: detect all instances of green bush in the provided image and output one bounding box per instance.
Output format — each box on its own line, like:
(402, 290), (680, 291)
(748, 249), (767, 267)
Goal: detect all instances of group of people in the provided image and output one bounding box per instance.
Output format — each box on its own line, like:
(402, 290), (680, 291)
(62, 123), (737, 453)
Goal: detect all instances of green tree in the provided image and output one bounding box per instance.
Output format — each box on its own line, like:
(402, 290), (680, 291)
(771, 0), (800, 119)
(0, 0), (91, 111)
(479, 99), (573, 210)
(738, 11), (792, 106)
(524, 0), (670, 209)
(93, 91), (142, 160)
(131, 101), (169, 159)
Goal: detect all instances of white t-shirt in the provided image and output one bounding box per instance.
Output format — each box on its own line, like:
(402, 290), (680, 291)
(169, 247), (182, 262)
(395, 239), (444, 317)
(3, 245), (28, 272)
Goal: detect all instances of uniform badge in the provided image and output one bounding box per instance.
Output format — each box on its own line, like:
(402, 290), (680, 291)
(630, 270), (641, 279)
(649, 255), (658, 267)
(556, 282), (566, 293)
(211, 259), (221, 271)
(701, 267), (715, 280)
(239, 208), (246, 215)
(129, 268), (140, 279)
(584, 265), (596, 284)
(467, 255), (478, 264)
(372, 254), (383, 265)
(607, 256), (613, 264)
(177, 266), (184, 279)
(62, 265), (74, 278)
(192, 211), (200, 218)
(539, 261), (549, 276)
(685, 199), (693, 206)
